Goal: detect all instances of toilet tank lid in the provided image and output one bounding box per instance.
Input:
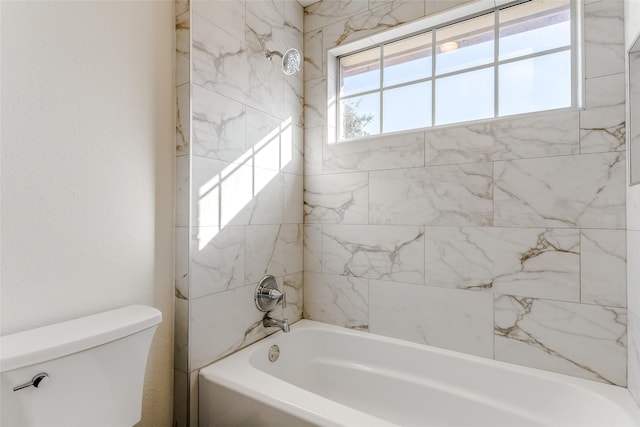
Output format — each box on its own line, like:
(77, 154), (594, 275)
(0, 305), (162, 373)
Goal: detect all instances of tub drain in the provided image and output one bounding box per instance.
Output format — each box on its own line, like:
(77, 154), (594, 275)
(268, 345), (280, 362)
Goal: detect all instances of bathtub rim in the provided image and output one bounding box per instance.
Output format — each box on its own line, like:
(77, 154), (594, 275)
(199, 319), (640, 426)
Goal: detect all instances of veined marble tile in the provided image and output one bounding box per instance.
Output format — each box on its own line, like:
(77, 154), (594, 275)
(304, 224), (323, 273)
(284, 173), (303, 224)
(175, 226), (189, 300)
(189, 370), (198, 427)
(322, 225), (425, 284)
(494, 152), (626, 229)
(192, 1), (246, 43)
(303, 272), (368, 330)
(370, 163), (493, 226)
(424, 0), (474, 17)
(304, 29), (323, 81)
(581, 229), (626, 308)
(176, 155), (190, 227)
(176, 12), (190, 87)
(369, 280), (494, 357)
(175, 1), (188, 18)
(192, 12), (284, 119)
(304, 126), (323, 175)
(190, 225), (245, 298)
(190, 285), (267, 370)
(281, 124), (304, 176)
(305, 77), (326, 128)
(425, 112), (579, 166)
(425, 227), (580, 302)
(304, 0), (369, 33)
(233, 169), (284, 226)
(282, 272), (303, 323)
(581, 73), (625, 154)
(494, 295), (627, 386)
(246, 107), (282, 173)
(629, 312), (640, 405)
(584, 0), (624, 79)
(323, 132), (425, 172)
(176, 84), (190, 156)
(246, 224), (303, 284)
(174, 297), (189, 372)
(192, 85), (245, 162)
(304, 172), (368, 224)
(285, 0), (303, 32)
(245, 0), (286, 52)
(284, 70), (304, 128)
(322, 0), (424, 48)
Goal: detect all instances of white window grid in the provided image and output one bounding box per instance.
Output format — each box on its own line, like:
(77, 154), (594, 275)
(336, 0), (579, 142)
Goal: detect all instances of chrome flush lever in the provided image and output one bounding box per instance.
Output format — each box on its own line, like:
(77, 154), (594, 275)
(13, 373), (50, 392)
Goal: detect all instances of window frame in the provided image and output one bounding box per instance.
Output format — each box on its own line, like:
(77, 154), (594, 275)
(330, 0), (582, 143)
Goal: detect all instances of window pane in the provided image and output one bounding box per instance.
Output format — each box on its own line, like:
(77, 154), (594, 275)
(383, 82), (432, 132)
(340, 47), (381, 97)
(340, 93), (380, 139)
(383, 32), (432, 87)
(499, 0), (571, 61)
(435, 67), (494, 125)
(499, 50), (571, 116)
(435, 13), (494, 75)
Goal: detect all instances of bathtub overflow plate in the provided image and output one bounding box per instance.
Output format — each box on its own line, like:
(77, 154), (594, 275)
(268, 345), (280, 362)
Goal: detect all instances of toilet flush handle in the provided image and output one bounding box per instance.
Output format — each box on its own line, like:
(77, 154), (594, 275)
(13, 373), (50, 391)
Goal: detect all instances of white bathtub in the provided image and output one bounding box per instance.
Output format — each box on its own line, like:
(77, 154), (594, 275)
(199, 320), (640, 427)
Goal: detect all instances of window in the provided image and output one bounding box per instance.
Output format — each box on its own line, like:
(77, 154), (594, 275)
(336, 0), (576, 141)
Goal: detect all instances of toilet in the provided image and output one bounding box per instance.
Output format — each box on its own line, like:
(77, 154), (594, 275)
(0, 305), (162, 427)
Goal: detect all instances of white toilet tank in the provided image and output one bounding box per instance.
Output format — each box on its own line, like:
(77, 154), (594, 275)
(0, 305), (162, 427)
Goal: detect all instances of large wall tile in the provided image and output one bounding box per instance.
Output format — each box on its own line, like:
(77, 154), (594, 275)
(494, 153), (626, 228)
(175, 297), (189, 372)
(425, 227), (580, 302)
(584, 0), (624, 79)
(322, 0), (424, 48)
(425, 111), (579, 166)
(246, 224), (303, 284)
(284, 173), (304, 224)
(304, 0), (369, 33)
(495, 295), (627, 386)
(176, 155), (190, 227)
(304, 77), (326, 128)
(303, 272), (368, 330)
(322, 225), (425, 284)
(192, 0), (246, 43)
(369, 280), (494, 357)
(304, 28), (323, 81)
(192, 85), (246, 162)
(323, 132), (425, 172)
(190, 286), (268, 370)
(192, 13), (283, 119)
(581, 73), (626, 154)
(176, 84), (190, 156)
(370, 163), (493, 226)
(304, 224), (323, 273)
(176, 12), (190, 87)
(304, 172), (369, 224)
(581, 229), (626, 308)
(190, 226), (245, 298)
(282, 272), (304, 324)
(304, 126), (324, 175)
(175, 226), (190, 300)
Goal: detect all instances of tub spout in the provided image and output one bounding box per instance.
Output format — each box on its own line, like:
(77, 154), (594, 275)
(263, 315), (290, 333)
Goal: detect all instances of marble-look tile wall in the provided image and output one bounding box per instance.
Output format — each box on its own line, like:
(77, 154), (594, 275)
(625, 0), (640, 407)
(174, 1), (304, 425)
(303, 0), (628, 387)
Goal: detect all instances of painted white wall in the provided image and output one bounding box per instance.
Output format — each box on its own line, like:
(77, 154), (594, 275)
(0, 1), (175, 425)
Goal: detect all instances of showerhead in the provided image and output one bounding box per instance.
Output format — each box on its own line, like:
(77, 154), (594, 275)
(265, 48), (301, 76)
